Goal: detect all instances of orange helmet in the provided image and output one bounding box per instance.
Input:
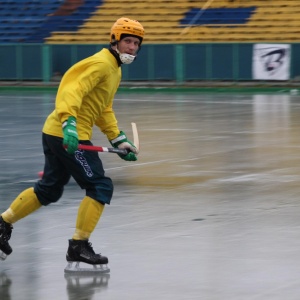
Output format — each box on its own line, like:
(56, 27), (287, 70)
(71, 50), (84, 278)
(110, 17), (145, 45)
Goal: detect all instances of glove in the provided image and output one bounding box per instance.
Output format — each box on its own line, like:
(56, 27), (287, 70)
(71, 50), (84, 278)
(110, 131), (138, 161)
(62, 116), (78, 154)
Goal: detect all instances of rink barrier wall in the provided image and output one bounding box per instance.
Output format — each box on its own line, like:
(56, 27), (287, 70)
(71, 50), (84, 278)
(0, 43), (300, 82)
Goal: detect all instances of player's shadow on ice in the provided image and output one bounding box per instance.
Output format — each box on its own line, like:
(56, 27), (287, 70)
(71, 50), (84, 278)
(0, 272), (12, 300)
(65, 273), (110, 300)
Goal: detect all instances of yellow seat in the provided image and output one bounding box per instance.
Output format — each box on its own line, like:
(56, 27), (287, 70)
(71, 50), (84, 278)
(46, 0), (300, 44)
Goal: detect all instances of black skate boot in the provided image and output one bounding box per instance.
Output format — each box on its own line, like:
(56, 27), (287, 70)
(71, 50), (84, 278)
(64, 239), (109, 273)
(0, 217), (13, 261)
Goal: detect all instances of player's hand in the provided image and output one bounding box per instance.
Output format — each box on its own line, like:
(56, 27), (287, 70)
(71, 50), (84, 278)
(62, 116), (78, 154)
(110, 131), (138, 161)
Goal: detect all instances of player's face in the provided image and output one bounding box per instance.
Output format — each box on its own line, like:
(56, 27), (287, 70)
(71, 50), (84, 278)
(118, 36), (141, 55)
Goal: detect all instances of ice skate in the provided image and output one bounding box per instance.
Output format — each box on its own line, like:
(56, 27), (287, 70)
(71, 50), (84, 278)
(64, 239), (110, 274)
(0, 217), (13, 261)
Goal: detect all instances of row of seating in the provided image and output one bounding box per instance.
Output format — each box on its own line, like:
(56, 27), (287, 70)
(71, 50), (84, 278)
(44, 0), (300, 44)
(1, 0), (300, 43)
(0, 0), (102, 42)
(44, 27), (300, 44)
(181, 7), (256, 25)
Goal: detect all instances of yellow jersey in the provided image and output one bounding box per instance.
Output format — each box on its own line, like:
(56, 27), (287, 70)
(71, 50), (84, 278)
(43, 48), (121, 141)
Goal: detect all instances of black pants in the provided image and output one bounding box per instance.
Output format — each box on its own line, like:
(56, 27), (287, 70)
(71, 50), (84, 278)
(34, 133), (113, 206)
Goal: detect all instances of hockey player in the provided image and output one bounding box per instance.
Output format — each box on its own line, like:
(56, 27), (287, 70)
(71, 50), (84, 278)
(0, 17), (145, 273)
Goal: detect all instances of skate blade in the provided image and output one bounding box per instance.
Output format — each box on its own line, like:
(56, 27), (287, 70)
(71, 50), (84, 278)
(0, 251), (7, 261)
(64, 261), (110, 274)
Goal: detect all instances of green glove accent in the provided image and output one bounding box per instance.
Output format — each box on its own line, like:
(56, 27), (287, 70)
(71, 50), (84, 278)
(110, 131), (137, 161)
(62, 116), (78, 154)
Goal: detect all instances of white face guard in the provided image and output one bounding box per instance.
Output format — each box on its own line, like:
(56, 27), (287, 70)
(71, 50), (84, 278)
(115, 47), (136, 64)
(119, 53), (136, 64)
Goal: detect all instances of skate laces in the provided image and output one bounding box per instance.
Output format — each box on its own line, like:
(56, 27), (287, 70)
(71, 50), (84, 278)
(85, 241), (96, 255)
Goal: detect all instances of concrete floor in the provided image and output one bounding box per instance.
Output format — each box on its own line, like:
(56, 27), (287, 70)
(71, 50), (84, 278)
(0, 90), (300, 299)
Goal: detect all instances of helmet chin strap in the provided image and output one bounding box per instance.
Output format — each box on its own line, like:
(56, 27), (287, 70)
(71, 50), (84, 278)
(115, 46), (136, 65)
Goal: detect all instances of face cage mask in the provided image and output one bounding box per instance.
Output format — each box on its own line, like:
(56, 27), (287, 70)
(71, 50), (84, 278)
(115, 46), (138, 64)
(119, 53), (136, 64)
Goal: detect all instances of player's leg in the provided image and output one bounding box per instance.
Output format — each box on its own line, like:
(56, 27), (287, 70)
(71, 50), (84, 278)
(65, 145), (113, 272)
(73, 196), (105, 241)
(0, 133), (70, 260)
(0, 187), (42, 260)
(1, 187), (42, 224)
(34, 133), (72, 206)
(66, 196), (108, 266)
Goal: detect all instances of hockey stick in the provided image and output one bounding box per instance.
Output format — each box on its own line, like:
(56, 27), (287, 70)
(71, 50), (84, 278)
(39, 145), (127, 179)
(131, 122), (140, 151)
(70, 123), (139, 154)
(38, 123), (139, 178)
(76, 144), (128, 155)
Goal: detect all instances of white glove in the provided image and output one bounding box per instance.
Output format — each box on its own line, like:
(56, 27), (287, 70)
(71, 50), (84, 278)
(110, 131), (138, 161)
(118, 141), (139, 155)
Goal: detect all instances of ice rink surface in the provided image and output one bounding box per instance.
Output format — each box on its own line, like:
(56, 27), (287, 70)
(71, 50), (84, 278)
(0, 89), (300, 300)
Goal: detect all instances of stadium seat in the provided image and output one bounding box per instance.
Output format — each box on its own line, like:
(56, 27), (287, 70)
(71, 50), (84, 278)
(1, 0), (300, 43)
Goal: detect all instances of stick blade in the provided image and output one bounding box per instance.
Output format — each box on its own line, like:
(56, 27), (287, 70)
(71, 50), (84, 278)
(131, 122), (139, 151)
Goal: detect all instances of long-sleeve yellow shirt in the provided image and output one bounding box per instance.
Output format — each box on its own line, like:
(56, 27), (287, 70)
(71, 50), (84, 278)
(43, 48), (121, 141)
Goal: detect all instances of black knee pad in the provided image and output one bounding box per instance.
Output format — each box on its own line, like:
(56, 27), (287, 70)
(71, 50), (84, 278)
(34, 182), (64, 206)
(86, 177), (114, 205)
